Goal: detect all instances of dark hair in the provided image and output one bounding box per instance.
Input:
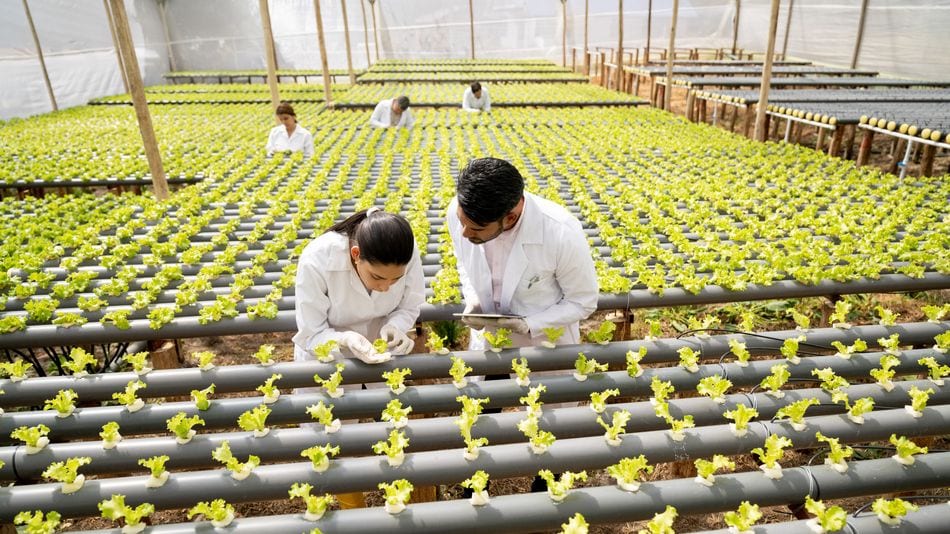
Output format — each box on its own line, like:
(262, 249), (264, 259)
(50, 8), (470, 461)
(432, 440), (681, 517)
(471, 82), (482, 93)
(396, 95), (411, 111)
(327, 209), (414, 265)
(276, 102), (296, 117)
(457, 158), (524, 225)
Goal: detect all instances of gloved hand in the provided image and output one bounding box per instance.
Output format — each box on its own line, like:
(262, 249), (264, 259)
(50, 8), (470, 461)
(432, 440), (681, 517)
(380, 324), (414, 355)
(338, 331), (385, 364)
(494, 317), (529, 335)
(460, 302), (492, 329)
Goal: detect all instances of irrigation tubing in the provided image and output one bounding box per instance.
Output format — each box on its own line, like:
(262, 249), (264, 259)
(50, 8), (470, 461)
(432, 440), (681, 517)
(697, 503), (950, 534)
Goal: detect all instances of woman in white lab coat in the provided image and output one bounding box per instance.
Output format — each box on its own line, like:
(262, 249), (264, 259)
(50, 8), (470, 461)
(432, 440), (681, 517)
(265, 102), (315, 158)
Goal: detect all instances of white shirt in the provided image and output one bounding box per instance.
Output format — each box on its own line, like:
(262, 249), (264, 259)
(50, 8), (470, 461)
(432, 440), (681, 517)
(266, 124), (314, 158)
(462, 87), (491, 112)
(292, 232), (425, 362)
(369, 98), (415, 130)
(483, 208), (524, 309)
(448, 192), (599, 348)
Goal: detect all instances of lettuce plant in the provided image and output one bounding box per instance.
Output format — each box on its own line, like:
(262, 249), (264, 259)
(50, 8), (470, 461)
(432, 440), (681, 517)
(517, 413), (556, 454)
(697, 376), (732, 404)
(456, 396), (490, 459)
(306, 400), (341, 433)
(42, 456), (92, 494)
(15, 510), (62, 534)
(300, 443), (340, 472)
(760, 364), (790, 398)
(383, 368), (412, 395)
(829, 300), (852, 328)
(666, 415), (694, 442)
(815, 432), (852, 473)
(372, 338), (390, 357)
(723, 405), (758, 437)
(64, 348), (98, 377)
(694, 454), (735, 486)
(191, 384), (216, 411)
(253, 373), (282, 404)
(626, 347), (647, 377)
(11, 424), (51, 454)
(213, 440), (260, 480)
(642, 505), (678, 534)
(427, 331), (449, 354)
(589, 388), (620, 413)
(729, 339), (750, 367)
(113, 380), (147, 412)
(193, 351), (216, 371)
(677, 347), (700, 373)
(934, 331), (950, 353)
(830, 339), (867, 360)
(644, 319), (663, 341)
(751, 435), (793, 478)
(724, 501), (762, 534)
(876, 333), (901, 355)
(379, 479), (414, 514)
(313, 363), (345, 398)
(382, 399), (412, 429)
(124, 351), (152, 375)
(917, 356), (950, 385)
(875, 306), (898, 326)
(45, 388), (79, 418)
(312, 340), (339, 362)
(512, 357), (531, 386)
(922, 304), (948, 322)
(483, 328), (512, 352)
(905, 386), (934, 418)
(560, 513), (588, 534)
(519, 384), (546, 417)
(780, 336), (804, 364)
(789, 309), (811, 331)
(167, 412), (205, 444)
(254, 344), (276, 366)
(872, 497), (919, 526)
(139, 455), (170, 488)
(649, 376), (675, 405)
(289, 482), (335, 521)
(775, 398), (820, 431)
(0, 359), (32, 382)
(597, 410), (631, 446)
(238, 404), (272, 437)
(870, 354), (900, 391)
(188, 499), (235, 528)
(98, 495), (155, 534)
(606, 455), (653, 492)
(100, 421), (122, 449)
(373, 429), (410, 467)
(586, 321), (615, 344)
(461, 470), (490, 505)
(846, 397), (875, 425)
(541, 326), (565, 348)
(813, 368), (849, 394)
(537, 469), (587, 502)
(804, 496), (847, 534)
(449, 356), (473, 388)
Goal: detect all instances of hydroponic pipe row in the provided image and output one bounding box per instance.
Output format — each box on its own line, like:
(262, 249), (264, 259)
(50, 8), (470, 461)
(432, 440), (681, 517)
(77, 454), (950, 534)
(3, 379), (943, 483)
(3, 320), (945, 407)
(4, 407), (947, 522)
(698, 504), (949, 534)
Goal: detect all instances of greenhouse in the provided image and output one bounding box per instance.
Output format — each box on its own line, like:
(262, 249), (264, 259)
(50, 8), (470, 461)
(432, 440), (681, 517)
(0, 1), (948, 533)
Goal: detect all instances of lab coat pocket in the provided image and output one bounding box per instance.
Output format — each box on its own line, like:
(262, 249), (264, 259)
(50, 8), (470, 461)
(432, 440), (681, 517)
(516, 272), (556, 309)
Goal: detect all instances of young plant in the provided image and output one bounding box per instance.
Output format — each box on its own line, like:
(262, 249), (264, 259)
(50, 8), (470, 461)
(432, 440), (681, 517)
(139, 455), (170, 488)
(813, 368), (850, 394)
(100, 421), (122, 449)
(789, 309), (812, 331)
(372, 338), (392, 359)
(456, 395), (490, 459)
(42, 456), (92, 494)
(729, 339), (751, 367)
(0, 359), (32, 382)
(760, 363), (790, 398)
(483, 328), (513, 352)
(589, 388), (620, 413)
(815, 432), (853, 473)
(922, 304), (948, 322)
(45, 388), (79, 418)
(597, 410), (631, 446)
(573, 352), (608, 381)
(935, 331), (950, 353)
(306, 400), (341, 433)
(846, 397), (875, 425)
(694, 454), (736, 486)
(751, 435), (793, 479)
(586, 321), (616, 344)
(381, 399), (412, 429)
(373, 429), (410, 467)
(64, 348), (98, 377)
(427, 331), (449, 354)
(288, 483), (335, 521)
(124, 351), (152, 375)
(253, 344), (276, 366)
(312, 340), (339, 362)
(461, 470), (490, 506)
(449, 356), (473, 388)
(11, 424), (51, 454)
(829, 300), (852, 328)
(212, 440), (260, 480)
(560, 513), (589, 534)
(537, 469), (587, 502)
(781, 336), (804, 364)
(876, 306), (899, 326)
(541, 326), (565, 348)
(519, 384), (547, 416)
(871, 497), (918, 526)
(724, 501), (762, 534)
(300, 443), (341, 472)
(167, 412), (205, 444)
(512, 357), (532, 386)
(606, 455), (653, 492)
(917, 356), (950, 385)
(870, 354), (901, 391)
(379, 479), (414, 514)
(697, 375), (732, 404)
(191, 384), (216, 411)
(238, 404), (272, 437)
(666, 415), (695, 442)
(650, 376), (675, 405)
(626, 347), (647, 377)
(830, 339), (867, 359)
(517, 413), (556, 454)
(723, 405), (758, 437)
(775, 397), (821, 431)
(14, 510), (61, 534)
(905, 385), (934, 418)
(804, 496), (847, 534)
(877, 333), (901, 355)
(113, 380), (147, 412)
(187, 499), (235, 528)
(644, 319), (663, 341)
(313, 363), (345, 398)
(382, 368), (412, 395)
(677, 347), (700, 373)
(193, 351), (216, 371)
(641, 505), (678, 534)
(99, 494), (155, 534)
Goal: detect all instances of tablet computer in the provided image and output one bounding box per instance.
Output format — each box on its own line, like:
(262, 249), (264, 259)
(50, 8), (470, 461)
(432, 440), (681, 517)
(452, 313), (525, 319)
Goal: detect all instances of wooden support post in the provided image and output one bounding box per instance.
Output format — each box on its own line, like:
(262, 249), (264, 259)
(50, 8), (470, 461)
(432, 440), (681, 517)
(600, 53), (607, 87)
(561, 0), (567, 68)
(583, 0), (590, 74)
(742, 106), (753, 137)
(359, 0), (371, 67)
(843, 124), (857, 159)
(340, 0), (356, 84)
(856, 129), (874, 166)
(828, 128), (843, 156)
(920, 145), (936, 177)
(469, 0), (475, 60)
(369, 0), (380, 61)
(886, 138), (905, 175)
(664, 0), (678, 111)
(724, 105), (736, 131)
(22, 0), (57, 112)
(103, 0), (130, 93)
(644, 0), (652, 64)
(781, 0), (794, 59)
(851, 0), (870, 69)
(816, 127), (826, 151)
(158, 0), (177, 72)
(731, 0), (741, 55)
(753, 0), (780, 141)
(616, 0), (624, 90)
(258, 0), (281, 114)
(313, 0), (333, 105)
(109, 0), (168, 200)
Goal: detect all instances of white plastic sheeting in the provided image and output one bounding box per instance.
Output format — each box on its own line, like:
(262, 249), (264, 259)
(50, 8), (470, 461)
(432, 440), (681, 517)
(1, 0), (949, 120)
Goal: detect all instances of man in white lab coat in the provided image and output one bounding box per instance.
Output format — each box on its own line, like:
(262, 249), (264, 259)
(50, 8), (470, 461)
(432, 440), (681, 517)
(447, 157), (599, 349)
(461, 82), (491, 113)
(369, 95), (415, 130)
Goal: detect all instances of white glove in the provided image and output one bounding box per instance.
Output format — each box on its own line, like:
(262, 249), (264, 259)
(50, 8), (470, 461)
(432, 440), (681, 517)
(460, 302), (493, 329)
(338, 331), (383, 364)
(380, 324), (414, 355)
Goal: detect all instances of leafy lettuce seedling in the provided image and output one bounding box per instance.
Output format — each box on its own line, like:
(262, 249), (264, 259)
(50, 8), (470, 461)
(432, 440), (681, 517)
(815, 431), (853, 473)
(586, 321), (615, 344)
(45, 388), (79, 418)
(890, 434), (928, 466)
(607, 455), (653, 492)
(313, 363), (345, 398)
(99, 494), (155, 534)
(829, 300), (852, 328)
(830, 339), (867, 360)
(461, 470), (490, 506)
(113, 380), (147, 413)
(666, 415), (694, 442)
(729, 339), (750, 367)
(193, 351), (216, 371)
(254, 344), (277, 366)
(289, 483), (335, 521)
(312, 340), (339, 363)
(724, 501), (762, 534)
(213, 440), (260, 480)
(917, 356), (950, 386)
(188, 499), (235, 528)
(11, 424), (51, 454)
(780, 336), (804, 364)
(0, 359), (32, 382)
(100, 421), (122, 450)
(449, 356), (473, 388)
(373, 429), (410, 467)
(589, 388), (620, 413)
(541, 326), (565, 348)
(519, 384), (546, 417)
(723, 405), (758, 437)
(381, 399), (412, 429)
(14, 510), (62, 534)
(626, 347), (647, 377)
(694, 454), (735, 486)
(139, 455), (170, 488)
(538, 469), (587, 502)
(775, 398), (820, 431)
(751, 435), (793, 479)
(191, 384), (216, 411)
(483, 328), (512, 352)
(649, 376), (675, 405)
(427, 331), (449, 354)
(382, 368), (412, 395)
(641, 505), (677, 534)
(677, 347), (700, 373)
(238, 404), (272, 437)
(905, 386), (934, 418)
(300, 444), (340, 472)
(305, 400), (341, 433)
(804, 496), (847, 534)
(760, 364), (790, 398)
(597, 410), (631, 446)
(871, 497), (918, 526)
(517, 413), (556, 454)
(560, 512), (589, 534)
(512, 357), (531, 386)
(124, 351), (152, 375)
(379, 479), (413, 514)
(167, 412), (205, 444)
(42, 456), (92, 494)
(697, 375), (732, 404)
(870, 354), (900, 391)
(64, 348), (98, 377)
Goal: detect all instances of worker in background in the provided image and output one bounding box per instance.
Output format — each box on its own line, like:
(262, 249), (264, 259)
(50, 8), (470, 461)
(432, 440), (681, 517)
(265, 102), (314, 158)
(462, 81), (491, 112)
(369, 95), (415, 130)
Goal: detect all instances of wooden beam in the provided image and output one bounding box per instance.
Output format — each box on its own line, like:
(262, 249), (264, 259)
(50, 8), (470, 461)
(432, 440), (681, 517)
(103, 0), (130, 94)
(108, 0), (168, 200)
(752, 0), (780, 141)
(258, 0), (281, 114)
(157, 0), (177, 72)
(731, 0), (740, 55)
(469, 0), (475, 60)
(369, 0), (380, 61)
(664, 0), (678, 111)
(359, 0), (371, 67)
(615, 0), (623, 90)
(340, 0), (356, 84)
(583, 0), (589, 74)
(781, 0), (794, 60)
(313, 0), (333, 105)
(851, 0), (870, 69)
(644, 0), (652, 64)
(856, 129), (874, 166)
(561, 0), (567, 68)
(21, 0), (57, 111)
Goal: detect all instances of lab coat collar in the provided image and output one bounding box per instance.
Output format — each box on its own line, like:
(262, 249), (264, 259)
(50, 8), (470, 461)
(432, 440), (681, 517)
(499, 193), (542, 308)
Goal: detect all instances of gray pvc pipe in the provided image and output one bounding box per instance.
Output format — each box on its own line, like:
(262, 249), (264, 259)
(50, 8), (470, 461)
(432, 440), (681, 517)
(2, 322), (945, 405)
(6, 408), (948, 523)
(3, 379), (944, 483)
(698, 503), (950, 534)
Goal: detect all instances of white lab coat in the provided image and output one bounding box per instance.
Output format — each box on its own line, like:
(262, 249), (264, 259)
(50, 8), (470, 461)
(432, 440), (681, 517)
(265, 124), (314, 158)
(292, 231), (425, 363)
(447, 192), (599, 349)
(462, 87), (491, 112)
(369, 98), (415, 130)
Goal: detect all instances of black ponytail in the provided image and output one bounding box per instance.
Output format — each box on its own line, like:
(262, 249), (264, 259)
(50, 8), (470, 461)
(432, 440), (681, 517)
(327, 209), (414, 265)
